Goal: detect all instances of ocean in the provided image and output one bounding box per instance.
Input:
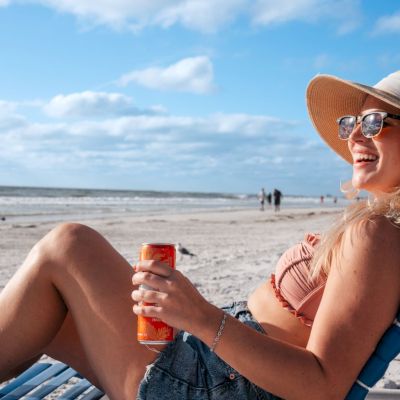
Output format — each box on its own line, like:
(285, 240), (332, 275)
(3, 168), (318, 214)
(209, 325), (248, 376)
(0, 186), (347, 223)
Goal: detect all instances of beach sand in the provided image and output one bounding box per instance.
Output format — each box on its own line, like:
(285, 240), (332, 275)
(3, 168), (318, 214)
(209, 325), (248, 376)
(0, 206), (398, 393)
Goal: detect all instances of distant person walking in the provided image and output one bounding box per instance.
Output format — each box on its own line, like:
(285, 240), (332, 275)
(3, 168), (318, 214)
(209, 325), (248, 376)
(258, 188), (266, 211)
(267, 192), (272, 206)
(273, 188), (282, 212)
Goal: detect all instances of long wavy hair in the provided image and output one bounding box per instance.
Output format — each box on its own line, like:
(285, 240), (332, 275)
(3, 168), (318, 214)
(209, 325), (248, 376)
(310, 183), (400, 280)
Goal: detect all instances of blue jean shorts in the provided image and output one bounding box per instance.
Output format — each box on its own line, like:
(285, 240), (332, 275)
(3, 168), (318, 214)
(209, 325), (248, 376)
(137, 301), (281, 400)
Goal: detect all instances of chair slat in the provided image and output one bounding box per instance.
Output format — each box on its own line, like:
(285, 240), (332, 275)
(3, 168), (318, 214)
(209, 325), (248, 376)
(1, 363), (68, 399)
(0, 363), (105, 400)
(79, 385), (105, 400)
(58, 378), (93, 399)
(25, 367), (78, 399)
(0, 363), (51, 397)
(346, 311), (400, 400)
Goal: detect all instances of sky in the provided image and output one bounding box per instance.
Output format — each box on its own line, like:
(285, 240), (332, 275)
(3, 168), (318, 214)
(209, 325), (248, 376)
(1, 1), (400, 196)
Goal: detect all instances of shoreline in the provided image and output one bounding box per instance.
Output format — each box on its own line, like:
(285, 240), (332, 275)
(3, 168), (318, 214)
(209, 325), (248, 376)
(0, 202), (345, 224)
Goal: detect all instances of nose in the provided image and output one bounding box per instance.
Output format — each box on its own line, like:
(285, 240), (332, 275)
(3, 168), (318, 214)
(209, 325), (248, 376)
(348, 121), (366, 143)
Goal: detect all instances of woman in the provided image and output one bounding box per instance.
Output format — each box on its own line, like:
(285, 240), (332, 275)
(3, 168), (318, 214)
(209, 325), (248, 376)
(1, 71), (400, 400)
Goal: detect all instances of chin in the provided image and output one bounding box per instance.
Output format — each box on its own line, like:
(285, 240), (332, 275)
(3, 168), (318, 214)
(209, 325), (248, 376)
(352, 170), (383, 193)
(353, 178), (397, 195)
(351, 176), (367, 191)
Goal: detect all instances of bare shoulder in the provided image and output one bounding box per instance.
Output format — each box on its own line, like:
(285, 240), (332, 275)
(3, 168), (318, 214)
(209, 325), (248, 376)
(340, 214), (400, 309)
(342, 215), (400, 271)
(349, 213), (400, 237)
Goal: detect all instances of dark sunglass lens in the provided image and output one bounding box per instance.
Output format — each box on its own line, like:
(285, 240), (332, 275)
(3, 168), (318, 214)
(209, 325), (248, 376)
(338, 116), (356, 139)
(362, 113), (383, 138)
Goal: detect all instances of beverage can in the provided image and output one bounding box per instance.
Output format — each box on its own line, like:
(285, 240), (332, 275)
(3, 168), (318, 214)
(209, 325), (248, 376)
(137, 243), (176, 345)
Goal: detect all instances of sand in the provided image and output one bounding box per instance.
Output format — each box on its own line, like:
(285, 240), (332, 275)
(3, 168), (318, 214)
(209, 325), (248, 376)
(0, 206), (398, 393)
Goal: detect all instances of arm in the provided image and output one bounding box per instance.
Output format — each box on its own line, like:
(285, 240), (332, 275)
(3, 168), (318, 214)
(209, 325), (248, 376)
(305, 217), (400, 397)
(132, 217), (400, 400)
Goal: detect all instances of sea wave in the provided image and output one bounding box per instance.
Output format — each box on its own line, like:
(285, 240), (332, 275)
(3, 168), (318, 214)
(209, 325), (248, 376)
(0, 186), (348, 223)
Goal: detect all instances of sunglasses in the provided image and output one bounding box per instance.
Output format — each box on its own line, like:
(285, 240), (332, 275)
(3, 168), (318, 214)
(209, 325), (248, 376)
(337, 111), (400, 140)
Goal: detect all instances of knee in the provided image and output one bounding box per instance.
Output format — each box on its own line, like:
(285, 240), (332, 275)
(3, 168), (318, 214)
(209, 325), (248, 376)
(28, 223), (128, 282)
(50, 222), (97, 244)
(32, 223), (102, 266)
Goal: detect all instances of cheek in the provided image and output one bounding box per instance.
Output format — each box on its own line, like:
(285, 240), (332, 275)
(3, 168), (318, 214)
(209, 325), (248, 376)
(386, 153), (400, 178)
(375, 133), (400, 159)
(378, 143), (400, 185)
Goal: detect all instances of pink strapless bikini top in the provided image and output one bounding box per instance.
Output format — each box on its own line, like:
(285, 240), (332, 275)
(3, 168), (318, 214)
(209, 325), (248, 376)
(270, 233), (326, 326)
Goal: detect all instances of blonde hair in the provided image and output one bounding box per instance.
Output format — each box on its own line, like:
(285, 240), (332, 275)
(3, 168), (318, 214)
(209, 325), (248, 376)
(310, 185), (400, 280)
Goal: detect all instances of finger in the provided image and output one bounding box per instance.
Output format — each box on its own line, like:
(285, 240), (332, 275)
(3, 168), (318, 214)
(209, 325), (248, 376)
(132, 271), (168, 290)
(135, 260), (174, 277)
(132, 303), (163, 318)
(131, 288), (167, 304)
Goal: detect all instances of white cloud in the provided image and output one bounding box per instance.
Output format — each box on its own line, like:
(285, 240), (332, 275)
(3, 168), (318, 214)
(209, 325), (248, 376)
(2, 0), (361, 33)
(251, 0), (361, 34)
(252, 0), (320, 25)
(0, 114), (27, 132)
(1, 107), (299, 161)
(0, 100), (30, 132)
(2, 96), (350, 194)
(33, 0), (178, 31)
(154, 0), (247, 33)
(19, 0), (243, 33)
(43, 91), (157, 118)
(118, 56), (214, 94)
(1, 111), (306, 191)
(36, 112), (294, 140)
(35, 0), (245, 33)
(372, 12), (400, 35)
(210, 113), (296, 137)
(0, 100), (18, 115)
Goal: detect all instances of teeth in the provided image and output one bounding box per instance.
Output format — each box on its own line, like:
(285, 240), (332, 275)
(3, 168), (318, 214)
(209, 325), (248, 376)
(354, 153), (378, 162)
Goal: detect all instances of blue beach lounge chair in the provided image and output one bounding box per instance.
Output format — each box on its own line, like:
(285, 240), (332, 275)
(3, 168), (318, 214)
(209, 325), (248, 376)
(0, 362), (105, 399)
(1, 311), (399, 399)
(348, 310), (400, 399)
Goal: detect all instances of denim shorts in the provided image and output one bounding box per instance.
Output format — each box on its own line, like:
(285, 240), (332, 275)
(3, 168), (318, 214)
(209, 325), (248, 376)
(137, 301), (281, 400)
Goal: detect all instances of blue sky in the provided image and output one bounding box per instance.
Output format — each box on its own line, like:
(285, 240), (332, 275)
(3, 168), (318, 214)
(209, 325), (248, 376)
(1, 1), (400, 196)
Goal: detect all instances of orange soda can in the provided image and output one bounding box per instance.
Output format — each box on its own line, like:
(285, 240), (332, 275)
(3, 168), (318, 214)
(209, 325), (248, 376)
(137, 243), (176, 345)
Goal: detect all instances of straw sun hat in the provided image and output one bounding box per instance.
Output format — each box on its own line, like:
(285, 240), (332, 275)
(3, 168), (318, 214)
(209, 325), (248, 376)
(306, 71), (400, 163)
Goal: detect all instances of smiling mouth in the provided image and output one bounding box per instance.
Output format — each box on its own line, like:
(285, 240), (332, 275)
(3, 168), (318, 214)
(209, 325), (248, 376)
(353, 153), (379, 164)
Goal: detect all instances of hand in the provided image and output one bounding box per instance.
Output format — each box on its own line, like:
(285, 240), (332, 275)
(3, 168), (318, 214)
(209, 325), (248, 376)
(131, 260), (213, 333)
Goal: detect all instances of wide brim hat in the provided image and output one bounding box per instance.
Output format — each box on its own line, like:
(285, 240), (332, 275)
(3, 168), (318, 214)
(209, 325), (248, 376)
(306, 71), (400, 163)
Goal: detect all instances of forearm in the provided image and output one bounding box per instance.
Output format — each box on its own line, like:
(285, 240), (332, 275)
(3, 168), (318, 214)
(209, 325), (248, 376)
(194, 305), (338, 400)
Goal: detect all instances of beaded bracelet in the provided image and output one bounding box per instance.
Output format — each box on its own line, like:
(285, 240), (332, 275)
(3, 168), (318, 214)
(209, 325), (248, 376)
(210, 313), (227, 352)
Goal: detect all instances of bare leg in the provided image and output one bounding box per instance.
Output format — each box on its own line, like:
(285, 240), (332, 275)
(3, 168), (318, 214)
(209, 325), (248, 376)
(44, 312), (101, 388)
(0, 223), (161, 399)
